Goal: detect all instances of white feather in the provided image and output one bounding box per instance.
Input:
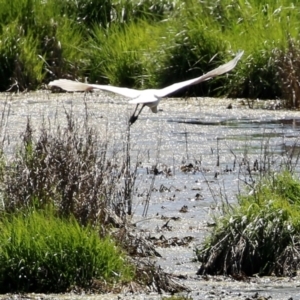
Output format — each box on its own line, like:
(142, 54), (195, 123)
(49, 51), (244, 120)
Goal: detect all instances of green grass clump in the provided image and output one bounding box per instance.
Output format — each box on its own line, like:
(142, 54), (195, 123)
(88, 21), (163, 87)
(154, 17), (229, 97)
(0, 22), (45, 91)
(88, 17), (232, 97)
(197, 171), (300, 277)
(0, 208), (133, 293)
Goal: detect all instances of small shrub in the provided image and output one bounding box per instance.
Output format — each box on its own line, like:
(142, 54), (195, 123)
(2, 113), (132, 225)
(0, 208), (133, 293)
(196, 171), (300, 277)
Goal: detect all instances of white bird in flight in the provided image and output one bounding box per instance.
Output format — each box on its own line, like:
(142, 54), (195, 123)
(49, 50), (244, 125)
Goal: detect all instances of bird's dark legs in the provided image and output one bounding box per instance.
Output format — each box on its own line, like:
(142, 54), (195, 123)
(129, 104), (139, 125)
(129, 104), (145, 125)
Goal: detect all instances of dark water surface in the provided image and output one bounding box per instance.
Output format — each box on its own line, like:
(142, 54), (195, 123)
(1, 92), (300, 299)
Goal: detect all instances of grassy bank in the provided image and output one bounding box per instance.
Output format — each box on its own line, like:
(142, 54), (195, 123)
(1, 0), (300, 105)
(196, 171), (300, 277)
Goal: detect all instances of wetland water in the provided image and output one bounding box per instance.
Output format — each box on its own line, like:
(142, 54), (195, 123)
(1, 92), (300, 299)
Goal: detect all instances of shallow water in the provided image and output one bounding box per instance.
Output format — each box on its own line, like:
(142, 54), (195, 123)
(1, 92), (300, 299)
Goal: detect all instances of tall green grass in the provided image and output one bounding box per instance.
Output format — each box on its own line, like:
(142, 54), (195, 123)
(197, 171), (300, 277)
(88, 21), (163, 87)
(88, 17), (230, 96)
(153, 16), (229, 96)
(0, 208), (133, 293)
(1, 0), (300, 103)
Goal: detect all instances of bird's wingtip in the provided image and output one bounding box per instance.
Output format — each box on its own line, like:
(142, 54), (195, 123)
(48, 81), (58, 88)
(48, 79), (67, 86)
(236, 50), (244, 59)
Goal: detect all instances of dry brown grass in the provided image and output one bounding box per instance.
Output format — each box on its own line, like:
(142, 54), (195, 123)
(1, 110), (133, 227)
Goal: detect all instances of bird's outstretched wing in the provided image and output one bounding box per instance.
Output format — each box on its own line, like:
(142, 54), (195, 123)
(155, 50), (244, 98)
(48, 79), (94, 92)
(49, 50), (243, 100)
(48, 79), (141, 99)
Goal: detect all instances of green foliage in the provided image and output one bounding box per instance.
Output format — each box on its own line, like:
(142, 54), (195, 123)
(88, 21), (167, 87)
(197, 171), (300, 277)
(210, 0), (300, 100)
(88, 17), (231, 96)
(1, 0), (300, 103)
(155, 17), (228, 96)
(0, 0), (89, 89)
(0, 22), (45, 91)
(0, 208), (133, 293)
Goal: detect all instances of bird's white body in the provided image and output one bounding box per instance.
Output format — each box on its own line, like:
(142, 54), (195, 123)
(128, 90), (160, 113)
(49, 50), (244, 123)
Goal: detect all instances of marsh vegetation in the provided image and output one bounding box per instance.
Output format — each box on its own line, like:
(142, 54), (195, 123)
(0, 112), (134, 292)
(197, 171), (300, 277)
(1, 0), (300, 107)
(0, 104), (184, 294)
(2, 0), (300, 297)
(0, 93), (298, 298)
